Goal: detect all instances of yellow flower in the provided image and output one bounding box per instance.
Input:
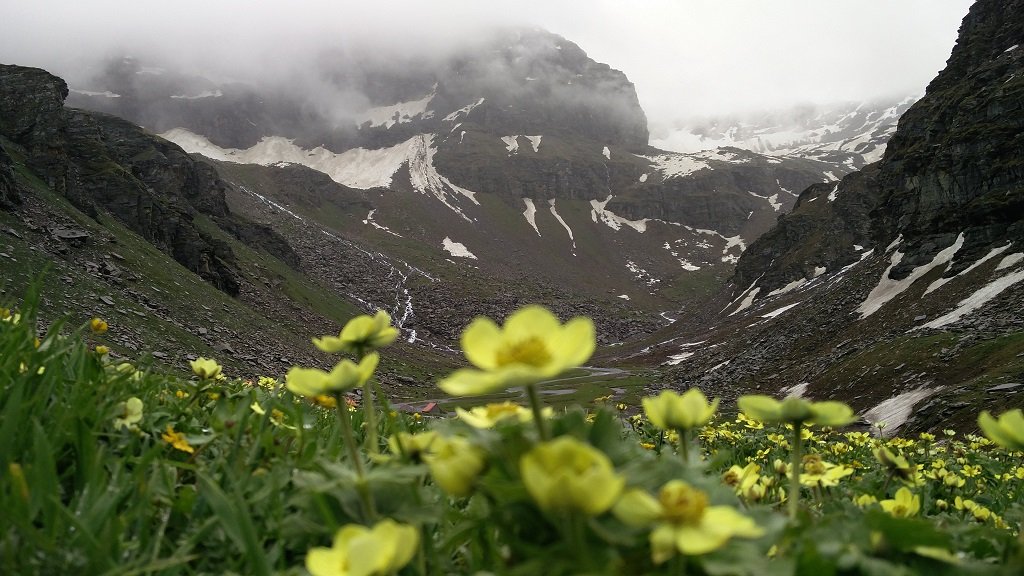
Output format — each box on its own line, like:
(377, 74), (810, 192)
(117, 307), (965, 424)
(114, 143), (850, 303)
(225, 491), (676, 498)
(520, 436), (624, 515)
(454, 402), (552, 428)
(113, 397), (143, 430)
(305, 519), (419, 576)
(286, 353), (379, 398)
(978, 409), (1024, 451)
(95, 345), (109, 356)
(313, 395), (338, 409)
(423, 436), (487, 497)
(855, 494), (878, 509)
(738, 395), (855, 426)
(642, 388), (719, 431)
(942, 474), (965, 488)
(388, 431), (438, 462)
(959, 464), (981, 478)
(439, 305), (595, 396)
(90, 317), (108, 334)
(190, 357), (222, 380)
(161, 425), (194, 454)
(880, 487), (920, 518)
(722, 463), (760, 489)
(796, 454), (853, 487)
(613, 480), (763, 562)
(313, 310), (399, 355)
(873, 446), (916, 481)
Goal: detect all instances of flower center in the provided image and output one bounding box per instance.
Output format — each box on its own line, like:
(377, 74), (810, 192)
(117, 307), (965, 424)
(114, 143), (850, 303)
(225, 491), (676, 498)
(659, 482), (708, 524)
(802, 454), (827, 475)
(484, 403), (522, 419)
(496, 336), (552, 368)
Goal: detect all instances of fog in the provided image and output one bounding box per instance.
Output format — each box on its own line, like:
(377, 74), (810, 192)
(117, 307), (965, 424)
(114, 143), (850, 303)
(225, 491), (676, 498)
(1, 0), (975, 138)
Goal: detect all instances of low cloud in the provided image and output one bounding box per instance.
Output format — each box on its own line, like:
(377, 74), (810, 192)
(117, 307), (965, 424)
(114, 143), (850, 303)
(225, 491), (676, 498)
(1, 0), (974, 132)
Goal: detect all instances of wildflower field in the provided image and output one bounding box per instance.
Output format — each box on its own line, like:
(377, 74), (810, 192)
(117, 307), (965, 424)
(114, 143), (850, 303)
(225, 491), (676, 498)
(2, 292), (1023, 575)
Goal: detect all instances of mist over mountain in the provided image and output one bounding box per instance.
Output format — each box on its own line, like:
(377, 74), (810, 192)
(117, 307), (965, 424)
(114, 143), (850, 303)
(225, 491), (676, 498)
(2, 0), (1019, 439)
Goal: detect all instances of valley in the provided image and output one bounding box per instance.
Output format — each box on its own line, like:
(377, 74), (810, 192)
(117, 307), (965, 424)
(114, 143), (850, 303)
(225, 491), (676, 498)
(2, 3), (1022, 437)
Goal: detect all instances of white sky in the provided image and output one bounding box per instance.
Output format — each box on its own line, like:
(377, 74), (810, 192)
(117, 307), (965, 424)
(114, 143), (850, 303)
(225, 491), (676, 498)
(1, 0), (975, 131)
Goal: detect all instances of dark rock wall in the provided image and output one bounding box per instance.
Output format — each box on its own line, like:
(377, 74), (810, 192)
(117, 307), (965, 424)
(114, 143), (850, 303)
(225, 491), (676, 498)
(0, 64), (299, 294)
(874, 0), (1024, 273)
(733, 0), (1024, 292)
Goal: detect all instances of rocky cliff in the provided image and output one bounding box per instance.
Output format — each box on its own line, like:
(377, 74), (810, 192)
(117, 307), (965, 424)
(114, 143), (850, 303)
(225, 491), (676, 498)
(734, 0), (1024, 294)
(0, 64), (298, 294)
(639, 0), (1024, 434)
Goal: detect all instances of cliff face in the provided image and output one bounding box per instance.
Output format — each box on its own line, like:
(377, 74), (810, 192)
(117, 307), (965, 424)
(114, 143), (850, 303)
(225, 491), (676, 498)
(734, 0), (1024, 292)
(0, 64), (298, 294)
(873, 0), (1024, 275)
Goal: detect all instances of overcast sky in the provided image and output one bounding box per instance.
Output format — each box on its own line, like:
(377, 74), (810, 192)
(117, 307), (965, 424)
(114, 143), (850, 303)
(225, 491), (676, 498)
(1, 0), (975, 131)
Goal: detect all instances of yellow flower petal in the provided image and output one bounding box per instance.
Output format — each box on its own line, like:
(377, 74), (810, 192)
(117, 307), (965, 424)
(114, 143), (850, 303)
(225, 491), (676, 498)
(612, 488), (664, 526)
(503, 305), (561, 342)
(549, 317), (596, 368)
(305, 546), (347, 576)
(737, 395), (783, 423)
(809, 401), (856, 426)
(461, 317), (503, 370)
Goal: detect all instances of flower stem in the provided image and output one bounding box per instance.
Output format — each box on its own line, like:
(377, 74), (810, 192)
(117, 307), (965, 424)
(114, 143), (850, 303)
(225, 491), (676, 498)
(362, 379), (379, 455)
(335, 393), (376, 519)
(678, 428), (690, 464)
(789, 422), (803, 521)
(526, 384), (550, 441)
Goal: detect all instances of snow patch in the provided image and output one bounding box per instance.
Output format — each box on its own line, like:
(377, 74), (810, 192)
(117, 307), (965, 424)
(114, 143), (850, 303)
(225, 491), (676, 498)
(762, 302), (800, 319)
(522, 198), (541, 237)
(442, 237), (477, 259)
(617, 294), (630, 300)
(161, 129), (479, 221)
(548, 199), (577, 253)
(589, 195), (649, 232)
(501, 135), (520, 154)
(729, 287), (761, 316)
(996, 252), (1024, 271)
(813, 266), (827, 277)
(862, 388), (937, 433)
(827, 183), (840, 202)
(362, 209), (402, 237)
(639, 173), (648, 183)
(639, 152), (710, 179)
(781, 382), (810, 398)
(858, 233), (965, 318)
(885, 234), (903, 253)
(525, 135), (542, 152)
(918, 268), (1024, 329)
(663, 352), (694, 366)
(1006, 44), (1020, 52)
(823, 171), (838, 182)
(170, 89), (223, 100)
(748, 191), (783, 212)
(355, 91), (434, 129)
(767, 278), (807, 297)
(708, 360), (730, 374)
(71, 88), (120, 98)
(443, 98), (484, 122)
(925, 243), (1011, 294)
(626, 260), (660, 287)
(602, 146), (611, 160)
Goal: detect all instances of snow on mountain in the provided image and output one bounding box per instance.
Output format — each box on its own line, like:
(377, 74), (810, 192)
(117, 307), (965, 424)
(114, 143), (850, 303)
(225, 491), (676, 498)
(161, 128), (479, 220)
(652, 96), (918, 170)
(354, 89), (435, 129)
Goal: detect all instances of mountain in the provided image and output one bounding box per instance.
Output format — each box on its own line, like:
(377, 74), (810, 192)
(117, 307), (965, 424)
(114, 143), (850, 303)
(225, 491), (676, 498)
(651, 96), (918, 171)
(625, 0), (1024, 434)
(63, 28), (844, 344)
(0, 62), (468, 391)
